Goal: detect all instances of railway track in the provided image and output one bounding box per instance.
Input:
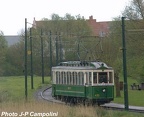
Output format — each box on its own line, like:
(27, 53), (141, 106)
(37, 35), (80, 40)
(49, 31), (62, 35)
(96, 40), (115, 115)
(39, 86), (144, 114)
(39, 86), (64, 104)
(102, 104), (144, 113)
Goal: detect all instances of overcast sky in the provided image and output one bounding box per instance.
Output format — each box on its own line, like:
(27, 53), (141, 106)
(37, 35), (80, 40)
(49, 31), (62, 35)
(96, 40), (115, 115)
(0, 0), (131, 35)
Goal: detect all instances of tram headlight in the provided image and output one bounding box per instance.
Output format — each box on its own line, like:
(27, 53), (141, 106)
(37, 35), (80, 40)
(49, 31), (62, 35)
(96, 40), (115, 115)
(102, 89), (106, 93)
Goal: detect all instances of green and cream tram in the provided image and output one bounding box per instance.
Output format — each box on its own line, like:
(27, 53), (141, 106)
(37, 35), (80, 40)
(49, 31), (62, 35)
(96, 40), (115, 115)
(52, 61), (114, 105)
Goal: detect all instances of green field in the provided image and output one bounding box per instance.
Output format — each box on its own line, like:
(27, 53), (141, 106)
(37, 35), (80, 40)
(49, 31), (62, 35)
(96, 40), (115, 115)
(0, 76), (144, 117)
(0, 76), (50, 102)
(113, 77), (144, 106)
(0, 76), (144, 106)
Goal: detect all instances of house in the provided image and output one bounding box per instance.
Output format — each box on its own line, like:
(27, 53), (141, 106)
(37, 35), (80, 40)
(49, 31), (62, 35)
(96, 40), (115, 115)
(33, 15), (111, 37)
(3, 16), (111, 47)
(4, 35), (21, 46)
(86, 16), (111, 37)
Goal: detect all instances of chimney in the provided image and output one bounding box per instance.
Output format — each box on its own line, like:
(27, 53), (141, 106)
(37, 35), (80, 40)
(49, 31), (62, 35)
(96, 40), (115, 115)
(89, 15), (96, 22)
(89, 15), (93, 20)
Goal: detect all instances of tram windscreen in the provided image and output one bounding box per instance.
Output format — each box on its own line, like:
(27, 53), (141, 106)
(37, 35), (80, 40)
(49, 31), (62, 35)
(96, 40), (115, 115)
(98, 72), (108, 83)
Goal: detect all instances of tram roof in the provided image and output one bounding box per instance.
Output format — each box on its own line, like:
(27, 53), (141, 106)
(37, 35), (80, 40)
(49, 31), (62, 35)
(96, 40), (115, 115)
(52, 61), (113, 70)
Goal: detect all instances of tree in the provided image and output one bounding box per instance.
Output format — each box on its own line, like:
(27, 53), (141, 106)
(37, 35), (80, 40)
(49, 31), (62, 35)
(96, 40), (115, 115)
(13, 13), (92, 76)
(0, 31), (8, 76)
(4, 42), (24, 76)
(103, 0), (144, 84)
(123, 0), (144, 20)
(36, 13), (92, 62)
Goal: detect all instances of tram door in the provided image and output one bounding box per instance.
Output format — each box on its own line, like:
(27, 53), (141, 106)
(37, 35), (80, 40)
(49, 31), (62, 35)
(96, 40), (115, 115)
(86, 72), (92, 98)
(98, 72), (108, 98)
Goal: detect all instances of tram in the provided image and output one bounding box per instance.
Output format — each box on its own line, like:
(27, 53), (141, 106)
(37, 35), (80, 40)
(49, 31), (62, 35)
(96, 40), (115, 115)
(52, 61), (114, 105)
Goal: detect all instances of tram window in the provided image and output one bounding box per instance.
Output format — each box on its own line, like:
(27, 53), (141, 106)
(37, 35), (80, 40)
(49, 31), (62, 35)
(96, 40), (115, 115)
(67, 72), (70, 85)
(69, 72), (72, 84)
(79, 72), (84, 85)
(82, 75), (84, 85)
(109, 72), (113, 83)
(77, 73), (80, 85)
(73, 72), (75, 85)
(61, 72), (63, 84)
(79, 73), (81, 85)
(93, 72), (97, 84)
(56, 72), (58, 84)
(86, 72), (89, 85)
(75, 72), (77, 85)
(89, 72), (92, 84)
(98, 72), (108, 83)
(60, 72), (62, 84)
(79, 77), (82, 85)
(64, 72), (66, 84)
(59, 72), (61, 84)
(73, 72), (77, 85)
(65, 72), (67, 84)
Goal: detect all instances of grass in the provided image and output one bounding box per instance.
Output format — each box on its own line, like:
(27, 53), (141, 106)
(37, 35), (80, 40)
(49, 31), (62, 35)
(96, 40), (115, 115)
(0, 76), (144, 117)
(1, 100), (144, 117)
(0, 76), (50, 102)
(0, 76), (144, 106)
(114, 77), (144, 106)
(114, 90), (144, 106)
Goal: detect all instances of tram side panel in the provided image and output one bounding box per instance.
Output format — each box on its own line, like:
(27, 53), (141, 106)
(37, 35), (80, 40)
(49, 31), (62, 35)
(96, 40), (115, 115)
(85, 86), (93, 99)
(52, 84), (85, 98)
(52, 69), (86, 98)
(92, 85), (114, 102)
(53, 84), (114, 100)
(85, 85), (114, 103)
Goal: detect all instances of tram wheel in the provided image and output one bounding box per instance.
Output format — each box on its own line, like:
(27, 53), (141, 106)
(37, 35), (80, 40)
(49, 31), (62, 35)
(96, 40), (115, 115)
(70, 98), (74, 106)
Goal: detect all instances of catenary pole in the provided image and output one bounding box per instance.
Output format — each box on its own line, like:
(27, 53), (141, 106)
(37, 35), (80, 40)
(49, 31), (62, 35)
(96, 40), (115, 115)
(49, 31), (52, 77)
(41, 29), (44, 84)
(25, 18), (28, 99)
(122, 17), (129, 110)
(56, 32), (59, 65)
(30, 28), (34, 89)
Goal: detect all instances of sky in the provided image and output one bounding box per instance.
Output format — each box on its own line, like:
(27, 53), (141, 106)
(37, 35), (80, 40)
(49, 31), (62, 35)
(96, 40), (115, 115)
(0, 0), (131, 35)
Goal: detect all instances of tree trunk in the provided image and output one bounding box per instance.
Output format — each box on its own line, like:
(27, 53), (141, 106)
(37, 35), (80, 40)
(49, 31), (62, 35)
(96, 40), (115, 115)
(114, 72), (121, 97)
